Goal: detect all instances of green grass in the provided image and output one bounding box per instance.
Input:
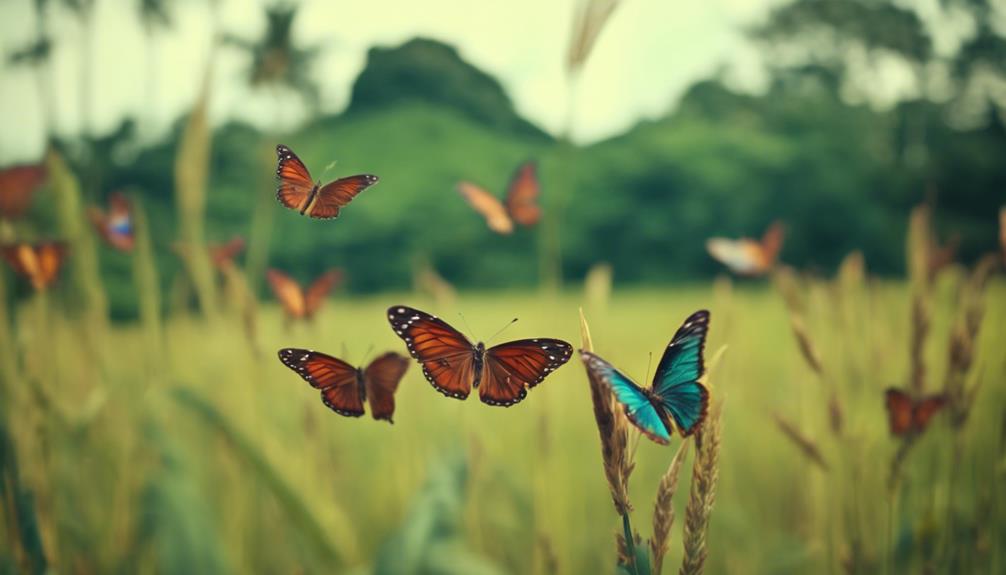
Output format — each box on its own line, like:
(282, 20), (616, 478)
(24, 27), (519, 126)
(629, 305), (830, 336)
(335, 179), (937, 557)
(1, 280), (1004, 574)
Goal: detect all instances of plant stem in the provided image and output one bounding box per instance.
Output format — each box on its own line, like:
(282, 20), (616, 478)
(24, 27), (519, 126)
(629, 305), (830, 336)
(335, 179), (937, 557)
(622, 511), (639, 575)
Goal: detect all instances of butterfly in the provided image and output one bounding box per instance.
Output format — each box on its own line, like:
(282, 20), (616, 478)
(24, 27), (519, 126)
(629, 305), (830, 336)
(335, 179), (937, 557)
(457, 161), (541, 234)
(706, 221), (785, 277)
(0, 164), (46, 220)
(267, 268), (342, 321)
(387, 305), (572, 407)
(88, 192), (134, 252)
(0, 241), (67, 291)
(275, 144), (379, 219)
(209, 236), (245, 269)
(278, 348), (410, 423)
(580, 310), (710, 444)
(884, 388), (947, 437)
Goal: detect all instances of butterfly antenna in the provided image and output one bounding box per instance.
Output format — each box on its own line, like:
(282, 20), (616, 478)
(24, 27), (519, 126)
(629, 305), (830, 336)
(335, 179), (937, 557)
(458, 311), (479, 341)
(487, 318), (519, 344)
(644, 351), (654, 384)
(360, 343), (375, 365)
(321, 160), (339, 178)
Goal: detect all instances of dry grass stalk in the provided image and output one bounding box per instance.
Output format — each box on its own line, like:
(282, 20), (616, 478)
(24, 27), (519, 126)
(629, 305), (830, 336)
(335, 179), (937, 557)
(679, 401), (723, 575)
(566, 0), (622, 75)
(651, 440), (691, 574)
(944, 254), (997, 429)
(908, 292), (930, 395)
(772, 412), (829, 471)
(579, 308), (633, 515)
(788, 315), (823, 376)
(584, 262), (613, 310)
(907, 204), (931, 288)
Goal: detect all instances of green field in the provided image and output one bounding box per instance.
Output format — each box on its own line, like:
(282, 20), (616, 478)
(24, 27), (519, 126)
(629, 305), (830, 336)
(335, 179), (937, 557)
(3, 276), (1003, 574)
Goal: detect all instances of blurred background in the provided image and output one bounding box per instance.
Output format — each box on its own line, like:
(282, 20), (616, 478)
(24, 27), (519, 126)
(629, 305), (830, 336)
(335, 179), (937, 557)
(1, 0), (1004, 574)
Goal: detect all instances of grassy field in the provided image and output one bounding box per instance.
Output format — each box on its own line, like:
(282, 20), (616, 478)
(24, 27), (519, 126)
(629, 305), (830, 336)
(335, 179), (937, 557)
(2, 272), (1003, 574)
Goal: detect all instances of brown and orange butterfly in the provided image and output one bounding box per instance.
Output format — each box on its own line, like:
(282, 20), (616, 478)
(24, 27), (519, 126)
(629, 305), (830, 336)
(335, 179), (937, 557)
(209, 236), (246, 269)
(267, 268), (342, 322)
(387, 305), (572, 407)
(278, 348), (409, 423)
(884, 388), (947, 437)
(88, 192), (134, 252)
(275, 144), (379, 219)
(0, 164), (46, 220)
(457, 161), (541, 234)
(1, 241), (67, 291)
(706, 220), (785, 277)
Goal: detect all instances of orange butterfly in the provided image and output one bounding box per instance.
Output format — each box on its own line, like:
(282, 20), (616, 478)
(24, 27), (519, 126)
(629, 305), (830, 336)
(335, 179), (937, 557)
(706, 221), (785, 277)
(0, 164), (46, 220)
(457, 161), (541, 234)
(278, 348), (409, 423)
(275, 145), (379, 219)
(88, 192), (134, 252)
(209, 236), (246, 269)
(267, 268), (342, 322)
(884, 388), (947, 437)
(1, 241), (67, 291)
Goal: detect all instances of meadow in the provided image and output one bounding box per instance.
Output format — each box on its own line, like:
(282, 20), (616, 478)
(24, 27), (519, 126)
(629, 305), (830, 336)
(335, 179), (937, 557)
(3, 267), (1003, 574)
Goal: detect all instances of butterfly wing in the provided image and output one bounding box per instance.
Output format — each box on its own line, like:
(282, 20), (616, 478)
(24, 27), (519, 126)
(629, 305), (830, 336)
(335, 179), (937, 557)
(457, 181), (513, 234)
(276, 145), (317, 213)
(100, 193), (134, 251)
(581, 351), (672, 444)
(481, 338), (572, 407)
(504, 161), (541, 227)
(912, 394), (947, 432)
(277, 348), (365, 417)
(36, 242), (67, 288)
(1, 244), (36, 284)
(307, 175), (379, 219)
(304, 269), (342, 318)
(387, 305), (476, 400)
(651, 310), (710, 437)
(884, 388), (914, 436)
(266, 269), (306, 319)
(0, 165), (46, 219)
(760, 221), (785, 267)
(706, 237), (767, 276)
(363, 352), (410, 423)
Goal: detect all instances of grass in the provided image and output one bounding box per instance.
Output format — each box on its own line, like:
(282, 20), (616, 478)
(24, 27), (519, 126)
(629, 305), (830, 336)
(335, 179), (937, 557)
(0, 280), (1004, 573)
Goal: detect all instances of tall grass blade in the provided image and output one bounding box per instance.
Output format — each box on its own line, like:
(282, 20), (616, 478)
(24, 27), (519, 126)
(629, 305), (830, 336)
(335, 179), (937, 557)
(129, 196), (163, 378)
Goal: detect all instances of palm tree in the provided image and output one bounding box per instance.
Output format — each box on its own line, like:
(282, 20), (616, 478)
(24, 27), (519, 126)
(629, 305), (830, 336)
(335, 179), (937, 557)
(224, 2), (320, 289)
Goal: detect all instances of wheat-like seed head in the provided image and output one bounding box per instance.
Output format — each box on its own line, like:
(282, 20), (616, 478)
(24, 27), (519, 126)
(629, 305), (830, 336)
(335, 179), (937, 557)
(651, 440), (691, 574)
(679, 401), (723, 575)
(772, 412), (829, 471)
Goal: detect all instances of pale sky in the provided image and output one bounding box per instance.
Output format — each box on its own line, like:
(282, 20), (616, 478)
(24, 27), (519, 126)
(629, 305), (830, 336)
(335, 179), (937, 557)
(0, 0), (781, 162)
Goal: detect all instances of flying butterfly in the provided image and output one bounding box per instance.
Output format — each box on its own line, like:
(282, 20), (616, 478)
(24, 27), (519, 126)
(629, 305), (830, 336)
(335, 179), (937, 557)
(278, 348), (410, 423)
(267, 268), (342, 322)
(0, 164), (46, 220)
(580, 311), (711, 444)
(884, 388), (947, 437)
(387, 305), (572, 407)
(457, 160), (541, 234)
(706, 221), (785, 277)
(88, 192), (134, 252)
(275, 144), (379, 219)
(1, 241), (67, 291)
(209, 236), (246, 269)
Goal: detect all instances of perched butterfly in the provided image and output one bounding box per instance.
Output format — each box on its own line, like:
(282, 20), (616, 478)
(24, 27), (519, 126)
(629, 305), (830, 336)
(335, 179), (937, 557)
(0, 241), (67, 291)
(580, 311), (711, 444)
(457, 161), (541, 234)
(209, 236), (246, 269)
(0, 164), (46, 220)
(278, 348), (410, 423)
(706, 221), (785, 276)
(387, 305), (572, 407)
(884, 388), (947, 437)
(267, 268), (342, 322)
(275, 144), (379, 219)
(88, 192), (134, 252)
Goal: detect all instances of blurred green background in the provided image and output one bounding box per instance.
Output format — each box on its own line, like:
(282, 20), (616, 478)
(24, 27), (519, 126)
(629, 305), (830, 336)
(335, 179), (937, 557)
(1, 1), (1005, 574)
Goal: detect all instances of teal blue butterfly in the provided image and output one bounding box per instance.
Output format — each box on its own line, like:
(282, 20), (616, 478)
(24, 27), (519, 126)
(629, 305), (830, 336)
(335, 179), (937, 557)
(581, 310), (710, 444)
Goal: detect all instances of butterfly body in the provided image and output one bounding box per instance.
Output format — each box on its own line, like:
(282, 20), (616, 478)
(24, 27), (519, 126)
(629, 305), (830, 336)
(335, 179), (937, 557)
(278, 348), (409, 423)
(275, 145), (378, 220)
(388, 305), (572, 407)
(581, 310), (711, 444)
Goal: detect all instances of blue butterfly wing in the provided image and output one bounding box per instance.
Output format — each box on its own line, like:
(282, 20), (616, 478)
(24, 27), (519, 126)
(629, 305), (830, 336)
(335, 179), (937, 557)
(652, 310), (710, 436)
(582, 351), (671, 445)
